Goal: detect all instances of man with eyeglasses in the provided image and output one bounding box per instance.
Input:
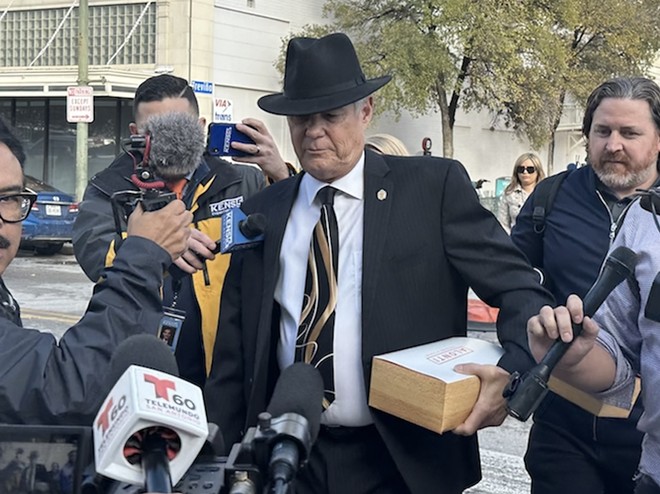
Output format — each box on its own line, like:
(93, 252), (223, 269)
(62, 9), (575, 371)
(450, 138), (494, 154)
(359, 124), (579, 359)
(0, 118), (192, 424)
(0, 190), (36, 324)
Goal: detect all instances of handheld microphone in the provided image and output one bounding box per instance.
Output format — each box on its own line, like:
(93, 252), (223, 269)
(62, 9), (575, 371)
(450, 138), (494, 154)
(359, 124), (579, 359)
(93, 334), (208, 492)
(505, 246), (638, 421)
(261, 363), (323, 494)
(216, 208), (266, 254)
(169, 207), (266, 281)
(144, 112), (205, 180)
(221, 363), (323, 494)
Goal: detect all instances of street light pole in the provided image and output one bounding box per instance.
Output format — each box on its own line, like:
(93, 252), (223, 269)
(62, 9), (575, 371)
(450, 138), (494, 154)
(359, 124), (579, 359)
(75, 0), (89, 201)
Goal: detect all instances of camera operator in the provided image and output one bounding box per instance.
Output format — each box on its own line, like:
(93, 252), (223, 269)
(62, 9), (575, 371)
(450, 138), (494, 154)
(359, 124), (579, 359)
(73, 74), (295, 389)
(0, 118), (192, 424)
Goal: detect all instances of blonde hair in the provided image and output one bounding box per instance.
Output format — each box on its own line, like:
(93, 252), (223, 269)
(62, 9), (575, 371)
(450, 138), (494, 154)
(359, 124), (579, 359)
(505, 152), (545, 194)
(365, 133), (409, 156)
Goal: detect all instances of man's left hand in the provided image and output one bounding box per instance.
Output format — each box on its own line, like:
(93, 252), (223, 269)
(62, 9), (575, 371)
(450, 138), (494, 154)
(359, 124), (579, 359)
(232, 118), (291, 182)
(451, 363), (510, 436)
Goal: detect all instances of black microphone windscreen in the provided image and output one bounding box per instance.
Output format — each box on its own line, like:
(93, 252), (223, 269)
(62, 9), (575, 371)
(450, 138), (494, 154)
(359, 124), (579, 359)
(267, 363), (323, 442)
(144, 112), (205, 180)
(640, 192), (660, 215)
(583, 246), (637, 316)
(199, 422), (225, 457)
(239, 213), (267, 238)
(606, 245), (637, 276)
(107, 334), (180, 388)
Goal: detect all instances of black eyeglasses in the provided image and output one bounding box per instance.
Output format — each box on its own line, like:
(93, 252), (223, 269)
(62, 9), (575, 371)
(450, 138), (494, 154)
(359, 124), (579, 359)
(517, 166), (537, 174)
(0, 192), (38, 223)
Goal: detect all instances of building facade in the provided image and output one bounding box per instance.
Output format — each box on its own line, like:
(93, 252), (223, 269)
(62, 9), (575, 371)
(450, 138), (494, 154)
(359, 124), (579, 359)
(0, 0), (656, 197)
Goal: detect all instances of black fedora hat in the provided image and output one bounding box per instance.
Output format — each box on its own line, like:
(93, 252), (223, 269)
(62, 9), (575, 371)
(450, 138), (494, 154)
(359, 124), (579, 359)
(258, 33), (391, 116)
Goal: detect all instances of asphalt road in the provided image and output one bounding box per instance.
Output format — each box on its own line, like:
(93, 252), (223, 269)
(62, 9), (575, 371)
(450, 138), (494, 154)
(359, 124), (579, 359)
(5, 247), (533, 493)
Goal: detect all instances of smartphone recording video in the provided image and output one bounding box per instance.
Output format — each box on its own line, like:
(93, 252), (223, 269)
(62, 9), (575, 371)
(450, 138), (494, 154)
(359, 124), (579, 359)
(206, 122), (255, 157)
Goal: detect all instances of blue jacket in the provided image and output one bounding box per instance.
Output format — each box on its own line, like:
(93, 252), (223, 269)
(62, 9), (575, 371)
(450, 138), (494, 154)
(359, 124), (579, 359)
(512, 165), (615, 302)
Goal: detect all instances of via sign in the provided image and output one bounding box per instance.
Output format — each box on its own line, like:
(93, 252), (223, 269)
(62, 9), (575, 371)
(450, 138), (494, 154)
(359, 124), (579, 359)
(192, 80), (214, 94)
(213, 98), (233, 123)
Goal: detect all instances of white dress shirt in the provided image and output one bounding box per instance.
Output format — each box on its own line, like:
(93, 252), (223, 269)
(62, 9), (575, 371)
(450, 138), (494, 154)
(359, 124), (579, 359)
(274, 153), (371, 426)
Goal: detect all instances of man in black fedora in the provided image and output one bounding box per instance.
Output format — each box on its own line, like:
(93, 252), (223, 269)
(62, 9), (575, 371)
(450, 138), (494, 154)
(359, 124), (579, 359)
(205, 32), (553, 493)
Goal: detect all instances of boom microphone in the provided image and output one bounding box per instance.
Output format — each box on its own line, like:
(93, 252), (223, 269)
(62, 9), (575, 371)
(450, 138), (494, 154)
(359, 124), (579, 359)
(93, 334), (208, 492)
(264, 363), (323, 494)
(505, 246), (638, 421)
(218, 363), (323, 494)
(217, 208), (266, 254)
(144, 112), (205, 180)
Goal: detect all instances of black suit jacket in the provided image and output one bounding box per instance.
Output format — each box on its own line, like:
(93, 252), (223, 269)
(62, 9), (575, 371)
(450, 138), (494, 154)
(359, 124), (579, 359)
(205, 151), (553, 493)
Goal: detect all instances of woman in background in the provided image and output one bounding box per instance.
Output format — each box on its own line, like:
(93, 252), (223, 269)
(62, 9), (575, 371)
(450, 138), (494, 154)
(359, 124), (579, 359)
(497, 152), (545, 233)
(366, 133), (409, 156)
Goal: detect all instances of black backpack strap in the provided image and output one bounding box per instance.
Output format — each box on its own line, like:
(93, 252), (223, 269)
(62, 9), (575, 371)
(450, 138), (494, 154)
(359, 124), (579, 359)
(532, 170), (570, 234)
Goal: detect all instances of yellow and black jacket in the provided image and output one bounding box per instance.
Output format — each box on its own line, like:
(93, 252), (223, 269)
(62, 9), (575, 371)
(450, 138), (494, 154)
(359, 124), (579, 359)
(73, 152), (266, 386)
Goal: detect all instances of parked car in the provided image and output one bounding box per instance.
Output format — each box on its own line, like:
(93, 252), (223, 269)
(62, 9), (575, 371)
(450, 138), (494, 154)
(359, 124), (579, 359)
(21, 175), (78, 255)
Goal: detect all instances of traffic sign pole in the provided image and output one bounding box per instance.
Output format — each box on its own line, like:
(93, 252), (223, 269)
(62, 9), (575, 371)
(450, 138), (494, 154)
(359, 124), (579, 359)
(75, 0), (89, 202)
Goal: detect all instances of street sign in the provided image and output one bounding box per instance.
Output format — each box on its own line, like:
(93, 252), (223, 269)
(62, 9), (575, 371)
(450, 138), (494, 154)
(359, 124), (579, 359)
(66, 86), (94, 123)
(192, 80), (214, 94)
(213, 98), (233, 122)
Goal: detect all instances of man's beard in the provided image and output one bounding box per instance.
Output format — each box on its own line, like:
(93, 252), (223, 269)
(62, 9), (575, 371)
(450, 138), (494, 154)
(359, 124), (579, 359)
(0, 235), (10, 249)
(593, 152), (657, 192)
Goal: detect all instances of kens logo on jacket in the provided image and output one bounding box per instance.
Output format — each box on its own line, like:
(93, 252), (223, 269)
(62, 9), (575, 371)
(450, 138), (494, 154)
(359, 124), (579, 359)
(209, 196), (243, 217)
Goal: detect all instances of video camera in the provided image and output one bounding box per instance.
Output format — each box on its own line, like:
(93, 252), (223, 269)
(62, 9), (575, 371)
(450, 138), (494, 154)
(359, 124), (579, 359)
(110, 134), (177, 237)
(109, 110), (207, 236)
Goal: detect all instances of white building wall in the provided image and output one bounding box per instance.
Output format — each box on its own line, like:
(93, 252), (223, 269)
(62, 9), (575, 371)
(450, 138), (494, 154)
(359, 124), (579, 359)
(209, 0), (327, 162)
(367, 108), (556, 196)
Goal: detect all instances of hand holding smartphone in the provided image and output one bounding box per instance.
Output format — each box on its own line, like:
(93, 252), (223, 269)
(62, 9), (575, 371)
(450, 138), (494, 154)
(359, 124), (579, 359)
(206, 122), (256, 157)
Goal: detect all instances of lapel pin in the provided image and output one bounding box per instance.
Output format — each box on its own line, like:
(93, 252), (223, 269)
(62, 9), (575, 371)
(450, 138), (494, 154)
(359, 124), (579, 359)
(377, 189), (387, 201)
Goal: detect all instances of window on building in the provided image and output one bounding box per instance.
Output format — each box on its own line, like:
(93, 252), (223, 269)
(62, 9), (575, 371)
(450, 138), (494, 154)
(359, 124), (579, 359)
(0, 102), (12, 126)
(46, 100), (77, 193)
(8, 98), (132, 193)
(15, 100), (47, 181)
(0, 3), (156, 67)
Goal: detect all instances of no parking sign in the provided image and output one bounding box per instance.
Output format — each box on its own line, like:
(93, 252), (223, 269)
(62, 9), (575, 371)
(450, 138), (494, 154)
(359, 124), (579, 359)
(67, 86), (94, 123)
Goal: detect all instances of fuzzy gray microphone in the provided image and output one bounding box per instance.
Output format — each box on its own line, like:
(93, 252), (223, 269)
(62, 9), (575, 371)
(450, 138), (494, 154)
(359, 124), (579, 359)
(144, 111), (205, 180)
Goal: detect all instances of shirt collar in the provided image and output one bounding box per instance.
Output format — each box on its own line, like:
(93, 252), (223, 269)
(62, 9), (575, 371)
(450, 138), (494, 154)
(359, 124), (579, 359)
(300, 152), (365, 206)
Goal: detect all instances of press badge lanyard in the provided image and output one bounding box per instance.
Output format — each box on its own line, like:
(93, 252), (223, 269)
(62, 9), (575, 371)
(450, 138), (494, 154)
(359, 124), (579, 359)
(157, 169), (196, 350)
(158, 278), (186, 351)
(158, 167), (210, 350)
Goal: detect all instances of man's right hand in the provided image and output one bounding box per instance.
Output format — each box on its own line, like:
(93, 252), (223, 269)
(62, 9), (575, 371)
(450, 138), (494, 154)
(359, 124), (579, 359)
(527, 294), (600, 368)
(172, 228), (218, 274)
(527, 295), (618, 393)
(126, 200), (192, 261)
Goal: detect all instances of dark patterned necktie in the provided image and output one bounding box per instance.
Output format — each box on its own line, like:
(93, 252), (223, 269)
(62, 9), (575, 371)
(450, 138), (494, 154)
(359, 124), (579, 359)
(296, 186), (339, 408)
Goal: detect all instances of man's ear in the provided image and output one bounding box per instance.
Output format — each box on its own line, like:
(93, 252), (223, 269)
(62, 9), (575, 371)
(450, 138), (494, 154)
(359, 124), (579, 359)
(129, 123), (139, 135)
(361, 96), (374, 125)
(198, 116), (207, 129)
